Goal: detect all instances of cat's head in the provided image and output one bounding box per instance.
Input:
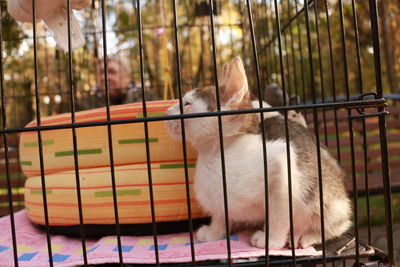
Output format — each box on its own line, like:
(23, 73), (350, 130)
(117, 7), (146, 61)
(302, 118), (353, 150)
(165, 56), (259, 150)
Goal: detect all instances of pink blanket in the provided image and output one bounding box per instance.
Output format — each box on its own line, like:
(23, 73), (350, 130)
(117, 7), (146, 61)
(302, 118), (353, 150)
(0, 211), (320, 266)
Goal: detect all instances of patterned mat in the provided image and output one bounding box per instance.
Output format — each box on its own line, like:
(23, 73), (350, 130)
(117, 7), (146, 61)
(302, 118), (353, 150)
(0, 210), (321, 266)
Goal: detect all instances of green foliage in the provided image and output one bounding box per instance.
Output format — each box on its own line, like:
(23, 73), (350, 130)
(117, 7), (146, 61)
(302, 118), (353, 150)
(358, 193), (400, 227)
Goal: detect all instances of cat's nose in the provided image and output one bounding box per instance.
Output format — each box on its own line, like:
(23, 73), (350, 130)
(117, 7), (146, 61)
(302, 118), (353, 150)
(165, 106), (173, 116)
(165, 104), (178, 116)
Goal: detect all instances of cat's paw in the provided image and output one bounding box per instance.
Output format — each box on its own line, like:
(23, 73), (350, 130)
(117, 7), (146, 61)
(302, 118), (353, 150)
(299, 233), (320, 249)
(250, 230), (265, 248)
(251, 231), (287, 249)
(196, 225), (225, 242)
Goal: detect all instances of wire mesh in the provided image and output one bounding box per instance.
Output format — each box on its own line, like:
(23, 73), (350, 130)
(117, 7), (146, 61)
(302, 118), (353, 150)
(0, 0), (396, 266)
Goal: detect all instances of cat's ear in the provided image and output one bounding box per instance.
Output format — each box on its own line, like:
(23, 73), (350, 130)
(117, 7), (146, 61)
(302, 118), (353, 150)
(264, 83), (288, 107)
(219, 56), (249, 106)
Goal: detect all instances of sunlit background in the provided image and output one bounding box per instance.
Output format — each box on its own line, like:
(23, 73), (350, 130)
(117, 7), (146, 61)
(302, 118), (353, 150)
(0, 0), (398, 128)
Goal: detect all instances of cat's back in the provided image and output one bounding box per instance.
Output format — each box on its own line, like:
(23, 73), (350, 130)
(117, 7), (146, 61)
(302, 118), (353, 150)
(263, 115), (315, 149)
(262, 115), (348, 200)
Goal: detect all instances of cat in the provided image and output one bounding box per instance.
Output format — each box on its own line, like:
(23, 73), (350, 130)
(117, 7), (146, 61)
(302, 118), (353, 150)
(165, 56), (351, 249)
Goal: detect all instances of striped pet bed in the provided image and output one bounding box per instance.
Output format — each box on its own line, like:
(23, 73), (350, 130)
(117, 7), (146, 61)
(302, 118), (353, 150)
(21, 100), (204, 226)
(24, 161), (203, 225)
(19, 100), (197, 177)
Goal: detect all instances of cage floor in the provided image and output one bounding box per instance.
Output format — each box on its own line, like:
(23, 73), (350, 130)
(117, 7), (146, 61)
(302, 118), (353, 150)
(0, 211), (377, 267)
(137, 235), (376, 267)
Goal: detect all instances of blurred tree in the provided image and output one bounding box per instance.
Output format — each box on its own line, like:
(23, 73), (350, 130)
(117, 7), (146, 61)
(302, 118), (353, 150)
(0, 0), (398, 131)
(379, 0), (399, 94)
(1, 0), (26, 54)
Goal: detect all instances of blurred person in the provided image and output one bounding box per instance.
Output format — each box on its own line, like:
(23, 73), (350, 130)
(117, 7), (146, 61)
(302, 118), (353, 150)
(78, 55), (158, 110)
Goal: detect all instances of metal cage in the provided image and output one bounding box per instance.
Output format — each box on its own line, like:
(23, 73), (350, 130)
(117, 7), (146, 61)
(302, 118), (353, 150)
(0, 0), (396, 266)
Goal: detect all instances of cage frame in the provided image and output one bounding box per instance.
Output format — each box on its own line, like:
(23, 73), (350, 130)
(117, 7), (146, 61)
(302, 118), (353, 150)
(0, 0), (395, 266)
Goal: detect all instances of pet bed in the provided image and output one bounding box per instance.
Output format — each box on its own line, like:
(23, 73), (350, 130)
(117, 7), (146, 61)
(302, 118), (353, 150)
(19, 100), (197, 177)
(21, 100), (202, 226)
(24, 161), (203, 225)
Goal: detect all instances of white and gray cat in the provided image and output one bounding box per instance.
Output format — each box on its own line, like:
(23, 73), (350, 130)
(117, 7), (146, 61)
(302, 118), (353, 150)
(165, 57), (351, 249)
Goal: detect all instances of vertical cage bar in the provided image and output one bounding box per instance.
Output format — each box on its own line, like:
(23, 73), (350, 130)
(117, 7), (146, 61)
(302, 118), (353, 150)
(269, 1), (277, 86)
(303, 0), (327, 266)
(32, 0), (54, 264)
(363, 131), (371, 245)
(245, 1), (270, 265)
(312, 0), (328, 146)
(376, 112), (394, 265)
(208, 0), (232, 265)
(99, 0), (124, 265)
(294, 0), (306, 105)
(262, 0), (271, 85)
(348, 114), (359, 266)
(368, 0), (383, 99)
(272, 0), (296, 265)
(136, 0), (160, 265)
(12, 66), (24, 212)
(55, 50), (63, 113)
(322, 0), (341, 163)
(283, 22), (291, 97)
(171, 0), (196, 265)
(338, 0), (360, 264)
(351, 0), (363, 95)
(66, 0), (88, 264)
(0, 3), (19, 265)
(267, 0), (278, 85)
(338, 0), (350, 99)
(368, 0), (394, 264)
(286, 0), (298, 99)
(350, 0), (372, 245)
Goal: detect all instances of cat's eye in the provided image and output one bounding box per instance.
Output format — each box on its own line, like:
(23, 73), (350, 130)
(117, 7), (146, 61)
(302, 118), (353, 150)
(184, 101), (191, 107)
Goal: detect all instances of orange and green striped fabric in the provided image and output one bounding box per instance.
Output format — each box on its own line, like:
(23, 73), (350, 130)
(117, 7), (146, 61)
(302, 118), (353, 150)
(25, 100), (178, 127)
(19, 100), (197, 177)
(24, 161), (204, 225)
